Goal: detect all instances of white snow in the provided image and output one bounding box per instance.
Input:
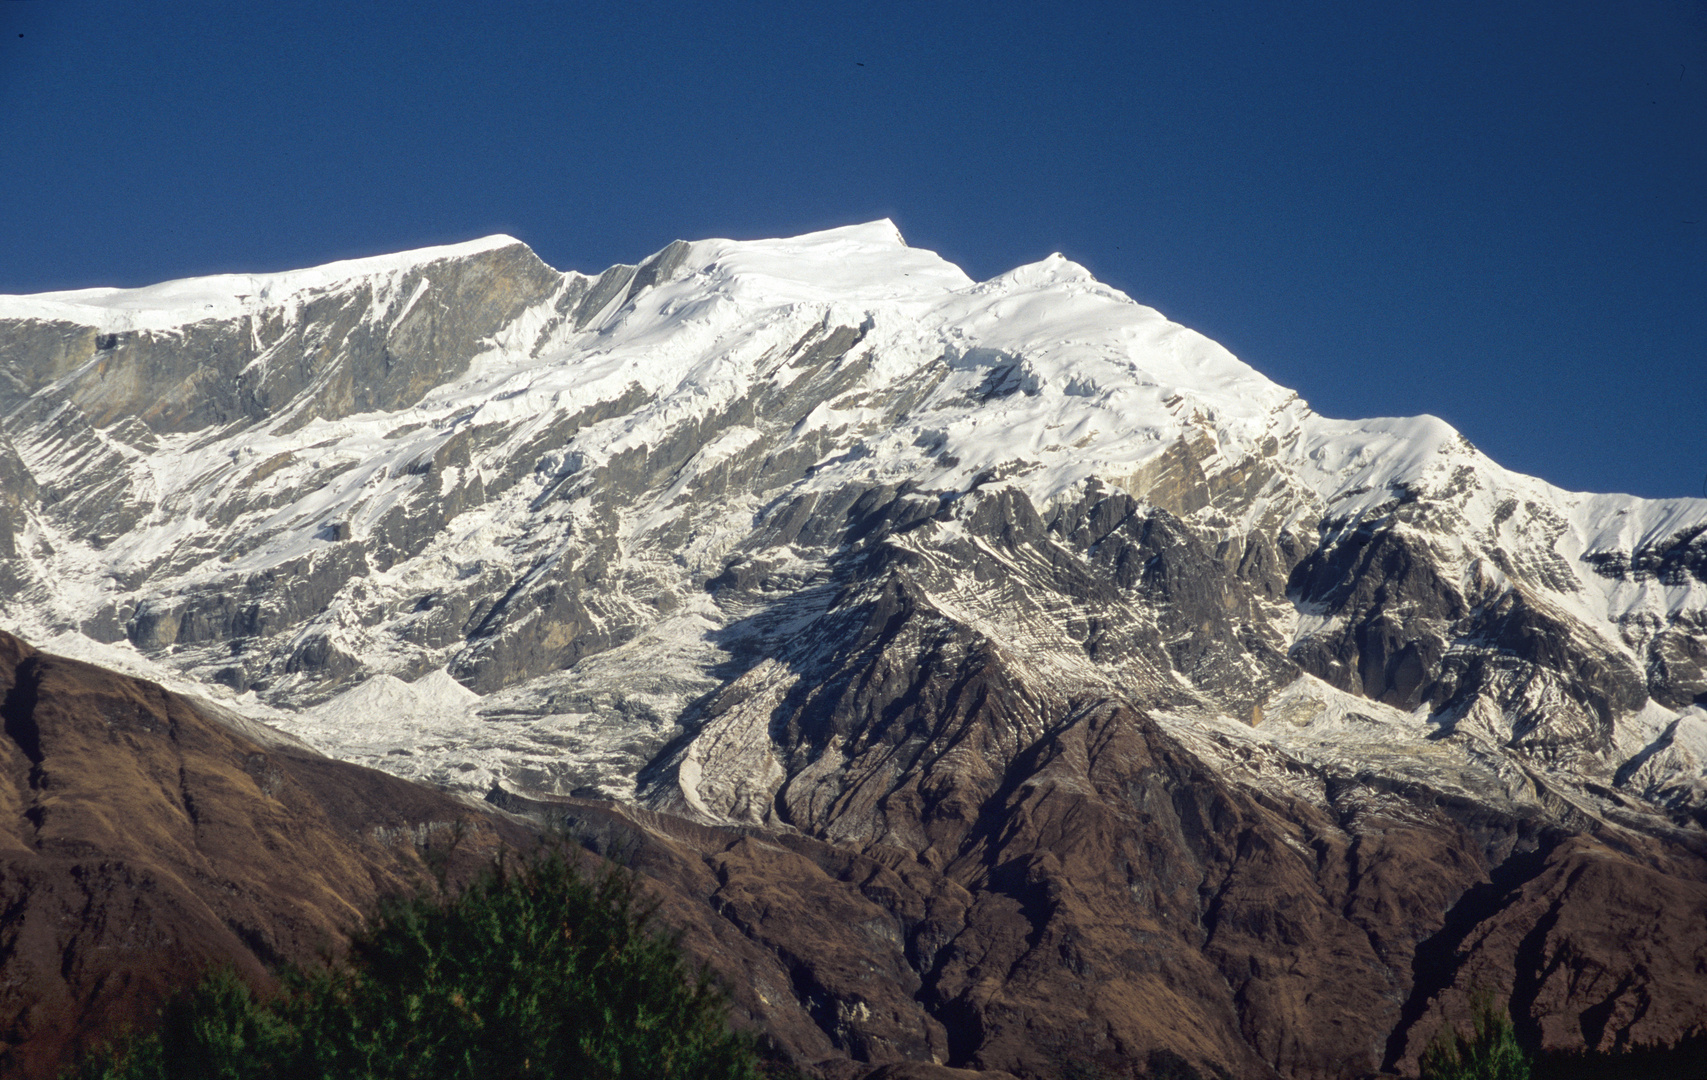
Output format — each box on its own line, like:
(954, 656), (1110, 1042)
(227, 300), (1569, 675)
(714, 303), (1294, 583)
(0, 235), (523, 332)
(4, 220), (1705, 821)
(313, 668), (481, 725)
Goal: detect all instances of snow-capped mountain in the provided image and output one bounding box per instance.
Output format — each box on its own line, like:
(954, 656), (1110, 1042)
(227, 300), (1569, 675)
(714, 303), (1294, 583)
(3, 223), (1705, 1076)
(2, 221), (1700, 819)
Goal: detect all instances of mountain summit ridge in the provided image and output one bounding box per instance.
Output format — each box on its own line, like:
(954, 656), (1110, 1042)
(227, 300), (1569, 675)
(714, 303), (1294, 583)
(0, 233), (530, 333)
(2, 224), (1705, 1076)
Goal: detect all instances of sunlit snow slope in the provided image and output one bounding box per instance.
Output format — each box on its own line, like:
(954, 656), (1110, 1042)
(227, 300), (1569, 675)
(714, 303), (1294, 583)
(1, 222), (1703, 830)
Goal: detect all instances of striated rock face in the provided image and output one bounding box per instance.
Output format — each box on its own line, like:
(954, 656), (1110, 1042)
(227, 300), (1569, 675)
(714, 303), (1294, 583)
(0, 435), (36, 595)
(1, 223), (1705, 1077)
(0, 238), (561, 434)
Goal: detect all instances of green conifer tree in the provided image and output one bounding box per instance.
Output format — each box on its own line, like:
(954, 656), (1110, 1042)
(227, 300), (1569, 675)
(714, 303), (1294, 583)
(1420, 990), (1532, 1080)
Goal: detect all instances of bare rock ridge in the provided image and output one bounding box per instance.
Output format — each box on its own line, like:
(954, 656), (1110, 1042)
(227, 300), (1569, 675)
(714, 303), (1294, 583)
(1, 223), (1706, 1076)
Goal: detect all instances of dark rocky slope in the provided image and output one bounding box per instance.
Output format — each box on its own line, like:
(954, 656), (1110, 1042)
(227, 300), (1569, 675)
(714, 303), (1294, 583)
(625, 553), (1707, 1078)
(2, 625), (1705, 1079)
(0, 630), (535, 1078)
(513, 705), (1707, 1080)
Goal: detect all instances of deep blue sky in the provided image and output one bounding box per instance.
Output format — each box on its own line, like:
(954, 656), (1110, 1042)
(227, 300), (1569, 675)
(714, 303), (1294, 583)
(2, 1), (1702, 499)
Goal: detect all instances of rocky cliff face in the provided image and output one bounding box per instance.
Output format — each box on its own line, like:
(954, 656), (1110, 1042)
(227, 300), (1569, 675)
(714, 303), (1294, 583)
(1, 224), (1705, 1077)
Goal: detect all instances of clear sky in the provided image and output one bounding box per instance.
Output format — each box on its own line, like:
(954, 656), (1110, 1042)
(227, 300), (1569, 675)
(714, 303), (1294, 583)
(2, 1), (1702, 499)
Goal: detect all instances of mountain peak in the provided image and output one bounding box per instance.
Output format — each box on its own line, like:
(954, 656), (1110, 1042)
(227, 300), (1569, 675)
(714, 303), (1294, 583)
(682, 220), (972, 306)
(769, 218), (909, 247)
